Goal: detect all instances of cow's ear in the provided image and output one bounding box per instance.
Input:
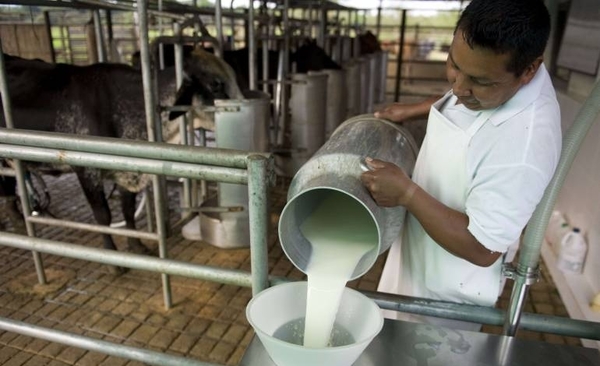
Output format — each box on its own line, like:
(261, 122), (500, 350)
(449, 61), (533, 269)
(169, 76), (195, 120)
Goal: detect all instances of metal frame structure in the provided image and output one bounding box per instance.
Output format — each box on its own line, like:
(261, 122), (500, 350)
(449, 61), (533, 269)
(1, 0), (600, 364)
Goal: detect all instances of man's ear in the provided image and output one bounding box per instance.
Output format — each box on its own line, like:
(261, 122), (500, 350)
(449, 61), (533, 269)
(520, 56), (543, 85)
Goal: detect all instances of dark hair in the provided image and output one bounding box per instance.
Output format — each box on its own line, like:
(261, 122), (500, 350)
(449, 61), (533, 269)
(455, 0), (550, 77)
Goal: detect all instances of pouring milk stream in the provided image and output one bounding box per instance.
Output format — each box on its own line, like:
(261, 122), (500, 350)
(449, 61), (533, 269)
(299, 191), (378, 348)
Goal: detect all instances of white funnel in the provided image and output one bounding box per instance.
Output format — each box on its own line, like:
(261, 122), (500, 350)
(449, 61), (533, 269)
(246, 282), (383, 366)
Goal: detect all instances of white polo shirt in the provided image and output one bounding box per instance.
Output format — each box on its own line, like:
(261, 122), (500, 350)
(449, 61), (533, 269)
(440, 65), (562, 253)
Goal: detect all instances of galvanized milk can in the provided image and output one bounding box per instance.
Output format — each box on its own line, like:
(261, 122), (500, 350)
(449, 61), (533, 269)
(279, 114), (419, 279)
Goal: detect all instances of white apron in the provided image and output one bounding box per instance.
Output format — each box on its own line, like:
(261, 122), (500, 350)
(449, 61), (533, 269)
(378, 93), (503, 331)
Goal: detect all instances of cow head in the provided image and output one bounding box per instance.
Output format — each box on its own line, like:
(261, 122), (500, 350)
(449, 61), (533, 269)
(359, 31), (382, 55)
(169, 47), (244, 120)
(291, 39), (341, 73)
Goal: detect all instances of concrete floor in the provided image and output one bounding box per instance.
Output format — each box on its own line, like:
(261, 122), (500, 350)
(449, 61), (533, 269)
(0, 169), (585, 366)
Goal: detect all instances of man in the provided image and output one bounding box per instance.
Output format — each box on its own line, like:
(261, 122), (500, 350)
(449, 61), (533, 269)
(361, 0), (561, 330)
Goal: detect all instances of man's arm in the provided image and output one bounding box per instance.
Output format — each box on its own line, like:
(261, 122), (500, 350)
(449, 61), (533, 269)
(360, 158), (502, 267)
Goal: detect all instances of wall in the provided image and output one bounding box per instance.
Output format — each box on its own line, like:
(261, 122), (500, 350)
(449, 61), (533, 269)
(0, 24), (53, 62)
(553, 89), (600, 312)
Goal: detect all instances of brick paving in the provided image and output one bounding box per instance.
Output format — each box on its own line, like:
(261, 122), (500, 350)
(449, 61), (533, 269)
(0, 171), (584, 366)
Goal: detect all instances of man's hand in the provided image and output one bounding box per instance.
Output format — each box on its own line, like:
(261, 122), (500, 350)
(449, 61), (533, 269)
(360, 157), (418, 207)
(374, 96), (440, 123)
(374, 104), (415, 123)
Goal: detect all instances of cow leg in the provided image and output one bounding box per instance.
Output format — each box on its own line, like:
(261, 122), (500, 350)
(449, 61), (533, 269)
(0, 175), (24, 231)
(118, 186), (151, 255)
(74, 168), (125, 275)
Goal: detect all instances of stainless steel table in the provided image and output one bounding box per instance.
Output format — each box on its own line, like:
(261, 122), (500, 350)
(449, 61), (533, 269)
(241, 319), (600, 365)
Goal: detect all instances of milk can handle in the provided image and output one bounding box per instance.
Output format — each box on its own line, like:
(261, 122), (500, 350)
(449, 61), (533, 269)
(359, 156), (372, 172)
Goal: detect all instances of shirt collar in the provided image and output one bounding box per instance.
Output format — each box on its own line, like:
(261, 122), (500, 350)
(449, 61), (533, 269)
(439, 64), (549, 127)
(487, 64), (548, 127)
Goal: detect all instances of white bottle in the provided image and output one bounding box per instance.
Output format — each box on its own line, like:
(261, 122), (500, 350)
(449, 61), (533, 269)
(557, 228), (587, 274)
(546, 211), (571, 253)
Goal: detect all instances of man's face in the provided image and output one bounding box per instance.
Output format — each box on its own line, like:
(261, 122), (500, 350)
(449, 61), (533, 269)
(446, 29), (539, 111)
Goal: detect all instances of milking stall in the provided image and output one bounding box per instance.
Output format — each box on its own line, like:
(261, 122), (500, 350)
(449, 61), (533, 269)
(0, 0), (599, 365)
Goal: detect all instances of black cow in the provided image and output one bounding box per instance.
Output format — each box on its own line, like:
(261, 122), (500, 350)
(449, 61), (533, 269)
(0, 49), (243, 272)
(132, 40), (341, 92)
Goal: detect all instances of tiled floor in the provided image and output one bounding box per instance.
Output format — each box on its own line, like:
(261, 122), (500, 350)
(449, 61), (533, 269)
(0, 170), (586, 365)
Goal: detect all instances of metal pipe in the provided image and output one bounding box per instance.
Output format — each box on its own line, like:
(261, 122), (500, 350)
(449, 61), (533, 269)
(544, 0), (558, 74)
(92, 9), (106, 62)
(123, 1), (167, 309)
(78, 0), (187, 21)
(0, 128), (269, 169)
(248, 0), (257, 90)
(0, 232), (254, 287)
(318, 0), (326, 48)
(504, 78), (600, 336)
(394, 9), (407, 102)
(366, 289), (600, 340)
(144, 189), (154, 233)
(158, 0), (165, 70)
(26, 216), (159, 241)
(262, 36), (269, 94)
(280, 0), (290, 147)
(503, 269), (533, 336)
(106, 10), (113, 62)
(215, 0), (224, 55)
(173, 22), (193, 219)
(248, 155), (269, 295)
(137, 0), (159, 143)
(0, 145), (250, 184)
(274, 47), (285, 146)
(153, 172), (172, 310)
(0, 317), (223, 366)
(43, 11), (56, 63)
(375, 2), (382, 38)
(0, 43), (47, 286)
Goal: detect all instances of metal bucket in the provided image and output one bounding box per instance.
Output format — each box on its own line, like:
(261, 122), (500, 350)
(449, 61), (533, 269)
(377, 51), (389, 104)
(278, 114), (419, 279)
(321, 69), (347, 140)
(286, 72), (328, 176)
(367, 54), (378, 113)
(344, 61), (361, 119)
(359, 57), (372, 114)
(184, 90), (270, 248)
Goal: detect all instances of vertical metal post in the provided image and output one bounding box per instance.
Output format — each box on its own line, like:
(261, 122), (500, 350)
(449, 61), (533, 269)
(136, 0), (172, 310)
(318, 0), (327, 48)
(43, 11), (56, 63)
(544, 0), (558, 74)
(333, 9), (341, 62)
(0, 43), (47, 285)
(249, 0), (257, 90)
(280, 0), (290, 146)
(158, 0), (165, 70)
(106, 10), (114, 62)
(144, 189), (154, 233)
(215, 0), (224, 55)
(502, 266), (538, 337)
(93, 10), (106, 63)
(376, 1), (383, 38)
(394, 10), (407, 102)
(248, 155), (269, 295)
(262, 36), (269, 94)
(173, 23), (192, 217)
